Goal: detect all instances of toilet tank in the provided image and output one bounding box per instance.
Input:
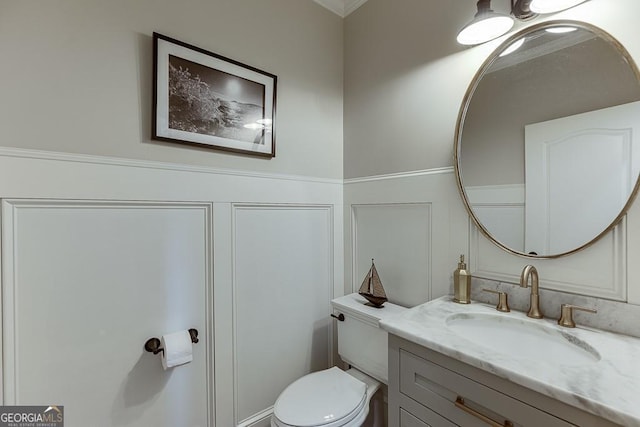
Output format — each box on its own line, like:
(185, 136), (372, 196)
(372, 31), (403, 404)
(331, 293), (407, 384)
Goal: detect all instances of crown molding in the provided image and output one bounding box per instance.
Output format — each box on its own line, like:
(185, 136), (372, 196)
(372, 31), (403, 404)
(314, 0), (369, 17)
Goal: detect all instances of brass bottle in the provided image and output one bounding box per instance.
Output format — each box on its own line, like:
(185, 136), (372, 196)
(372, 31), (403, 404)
(453, 255), (471, 304)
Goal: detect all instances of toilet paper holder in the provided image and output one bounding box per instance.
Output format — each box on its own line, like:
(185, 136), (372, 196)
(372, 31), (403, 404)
(144, 328), (199, 355)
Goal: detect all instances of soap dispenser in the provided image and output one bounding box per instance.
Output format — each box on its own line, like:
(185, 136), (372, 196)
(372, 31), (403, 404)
(453, 254), (471, 304)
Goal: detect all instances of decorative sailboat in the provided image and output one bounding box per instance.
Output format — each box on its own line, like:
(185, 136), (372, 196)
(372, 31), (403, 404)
(358, 259), (388, 308)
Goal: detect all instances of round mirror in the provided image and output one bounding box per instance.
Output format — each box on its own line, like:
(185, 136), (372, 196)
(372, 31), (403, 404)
(455, 21), (640, 258)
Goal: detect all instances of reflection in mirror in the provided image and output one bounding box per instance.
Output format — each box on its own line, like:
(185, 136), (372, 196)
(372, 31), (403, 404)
(456, 21), (640, 258)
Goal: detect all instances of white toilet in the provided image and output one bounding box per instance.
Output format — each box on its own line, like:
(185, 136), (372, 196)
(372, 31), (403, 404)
(271, 293), (406, 427)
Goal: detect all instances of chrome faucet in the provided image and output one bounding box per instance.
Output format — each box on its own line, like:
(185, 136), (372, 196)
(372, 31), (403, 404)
(520, 265), (543, 319)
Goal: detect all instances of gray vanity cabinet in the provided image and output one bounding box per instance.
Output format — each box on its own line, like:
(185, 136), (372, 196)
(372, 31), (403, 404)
(388, 334), (619, 427)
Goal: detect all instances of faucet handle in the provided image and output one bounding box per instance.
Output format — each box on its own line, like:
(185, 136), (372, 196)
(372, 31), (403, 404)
(482, 289), (510, 312)
(557, 304), (597, 328)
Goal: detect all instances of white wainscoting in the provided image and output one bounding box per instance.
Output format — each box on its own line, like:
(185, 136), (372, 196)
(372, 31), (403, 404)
(345, 167), (632, 304)
(464, 183), (628, 300)
(352, 204), (432, 307)
(1, 200), (214, 426)
(1, 146), (638, 427)
(344, 168), (469, 307)
(465, 184), (525, 253)
(470, 223), (627, 301)
(0, 147), (344, 427)
(232, 204), (334, 427)
(627, 196), (640, 305)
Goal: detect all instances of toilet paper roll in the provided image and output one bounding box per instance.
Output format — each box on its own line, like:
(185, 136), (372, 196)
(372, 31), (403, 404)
(160, 330), (193, 370)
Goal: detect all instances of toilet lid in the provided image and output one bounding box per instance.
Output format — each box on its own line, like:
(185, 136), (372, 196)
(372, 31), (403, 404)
(273, 367), (367, 427)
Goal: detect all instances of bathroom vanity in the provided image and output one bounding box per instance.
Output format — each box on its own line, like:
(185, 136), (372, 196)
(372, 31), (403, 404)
(381, 297), (640, 427)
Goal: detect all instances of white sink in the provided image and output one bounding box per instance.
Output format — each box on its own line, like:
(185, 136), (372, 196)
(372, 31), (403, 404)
(445, 313), (600, 365)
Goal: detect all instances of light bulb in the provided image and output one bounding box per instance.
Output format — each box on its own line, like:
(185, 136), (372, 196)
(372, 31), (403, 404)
(457, 15), (514, 46)
(500, 38), (525, 57)
(545, 27), (578, 34)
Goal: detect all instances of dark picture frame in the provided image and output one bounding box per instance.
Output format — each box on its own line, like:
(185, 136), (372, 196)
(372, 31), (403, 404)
(153, 33), (277, 157)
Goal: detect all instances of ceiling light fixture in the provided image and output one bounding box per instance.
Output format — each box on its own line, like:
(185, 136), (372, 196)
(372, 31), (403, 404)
(458, 0), (590, 46)
(457, 0), (515, 46)
(530, 0), (589, 14)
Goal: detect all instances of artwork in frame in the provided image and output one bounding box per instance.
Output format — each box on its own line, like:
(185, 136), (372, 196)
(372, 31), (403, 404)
(153, 32), (277, 157)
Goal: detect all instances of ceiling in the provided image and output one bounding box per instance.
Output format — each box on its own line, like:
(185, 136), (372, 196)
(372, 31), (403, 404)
(313, 0), (369, 17)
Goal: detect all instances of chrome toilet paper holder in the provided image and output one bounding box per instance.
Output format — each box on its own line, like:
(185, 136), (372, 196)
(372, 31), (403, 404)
(144, 328), (199, 355)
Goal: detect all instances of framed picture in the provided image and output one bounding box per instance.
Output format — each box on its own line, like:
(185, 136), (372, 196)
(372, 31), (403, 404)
(153, 33), (277, 157)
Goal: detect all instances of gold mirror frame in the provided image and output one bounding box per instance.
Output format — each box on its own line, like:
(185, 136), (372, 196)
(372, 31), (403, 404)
(454, 20), (640, 259)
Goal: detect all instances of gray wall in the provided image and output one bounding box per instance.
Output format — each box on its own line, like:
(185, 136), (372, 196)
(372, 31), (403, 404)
(0, 0), (344, 179)
(344, 0), (477, 178)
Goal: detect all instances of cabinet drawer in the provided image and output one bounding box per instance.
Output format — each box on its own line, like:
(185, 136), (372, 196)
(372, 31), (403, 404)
(400, 349), (574, 427)
(397, 390), (457, 427)
(400, 409), (430, 427)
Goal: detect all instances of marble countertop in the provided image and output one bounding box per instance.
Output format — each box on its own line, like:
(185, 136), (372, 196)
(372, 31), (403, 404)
(379, 296), (640, 426)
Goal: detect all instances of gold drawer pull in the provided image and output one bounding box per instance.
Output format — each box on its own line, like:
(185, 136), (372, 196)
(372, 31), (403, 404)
(455, 396), (514, 427)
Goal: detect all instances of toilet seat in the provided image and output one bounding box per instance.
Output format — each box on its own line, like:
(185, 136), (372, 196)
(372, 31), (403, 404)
(272, 367), (368, 427)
